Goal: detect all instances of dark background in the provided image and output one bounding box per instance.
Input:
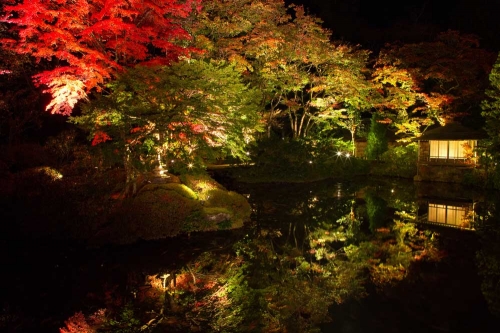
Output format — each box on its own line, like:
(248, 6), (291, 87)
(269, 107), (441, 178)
(290, 0), (500, 52)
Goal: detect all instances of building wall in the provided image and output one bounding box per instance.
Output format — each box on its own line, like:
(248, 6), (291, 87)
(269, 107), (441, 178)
(355, 141), (367, 158)
(414, 140), (484, 183)
(416, 164), (469, 182)
(418, 141), (430, 161)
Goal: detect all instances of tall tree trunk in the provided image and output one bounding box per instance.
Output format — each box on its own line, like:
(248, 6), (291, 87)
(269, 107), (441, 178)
(123, 144), (137, 197)
(288, 110), (297, 138)
(304, 116), (314, 138)
(298, 111), (307, 138)
(350, 128), (356, 156)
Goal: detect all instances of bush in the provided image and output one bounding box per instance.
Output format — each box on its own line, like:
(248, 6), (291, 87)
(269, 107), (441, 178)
(229, 138), (369, 182)
(98, 175), (251, 244)
(44, 129), (79, 166)
(371, 143), (418, 178)
(365, 117), (388, 160)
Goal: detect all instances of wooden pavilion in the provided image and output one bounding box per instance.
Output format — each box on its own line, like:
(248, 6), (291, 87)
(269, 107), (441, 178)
(414, 122), (487, 182)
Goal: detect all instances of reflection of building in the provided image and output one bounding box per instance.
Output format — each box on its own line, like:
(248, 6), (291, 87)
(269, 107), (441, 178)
(414, 122), (486, 183)
(419, 199), (475, 230)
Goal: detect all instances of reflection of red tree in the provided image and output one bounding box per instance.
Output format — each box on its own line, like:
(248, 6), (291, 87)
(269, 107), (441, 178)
(60, 309), (107, 333)
(60, 312), (93, 333)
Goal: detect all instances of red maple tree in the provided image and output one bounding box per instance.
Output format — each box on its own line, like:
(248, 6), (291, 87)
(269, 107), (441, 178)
(1, 0), (201, 115)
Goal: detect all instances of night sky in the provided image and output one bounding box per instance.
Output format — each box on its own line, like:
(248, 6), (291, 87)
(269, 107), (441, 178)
(290, 0), (500, 52)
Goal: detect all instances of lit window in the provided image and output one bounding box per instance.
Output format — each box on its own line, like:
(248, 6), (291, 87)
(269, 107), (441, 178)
(429, 140), (475, 160)
(428, 203), (467, 227)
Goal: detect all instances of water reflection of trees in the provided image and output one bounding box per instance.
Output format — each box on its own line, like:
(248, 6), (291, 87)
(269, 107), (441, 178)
(476, 195), (500, 318)
(59, 181), (443, 333)
(177, 196), (438, 332)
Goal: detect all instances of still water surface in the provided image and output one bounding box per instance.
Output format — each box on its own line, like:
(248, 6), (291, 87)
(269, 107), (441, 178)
(2, 178), (499, 332)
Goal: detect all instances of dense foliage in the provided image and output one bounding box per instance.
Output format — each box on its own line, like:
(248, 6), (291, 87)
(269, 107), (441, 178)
(228, 137), (369, 183)
(2, 2), (500, 332)
(71, 59), (261, 194)
(365, 116), (388, 160)
(1, 0), (498, 180)
(481, 52), (500, 189)
(372, 31), (495, 139)
(1, 0), (201, 115)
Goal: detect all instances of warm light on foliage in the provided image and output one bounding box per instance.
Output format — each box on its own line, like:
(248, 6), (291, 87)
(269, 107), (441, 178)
(1, 0), (201, 114)
(71, 59), (261, 195)
(91, 131), (112, 146)
(373, 31), (495, 138)
(42, 76), (87, 115)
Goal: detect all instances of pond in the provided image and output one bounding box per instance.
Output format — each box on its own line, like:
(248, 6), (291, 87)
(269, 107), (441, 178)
(2, 177), (500, 332)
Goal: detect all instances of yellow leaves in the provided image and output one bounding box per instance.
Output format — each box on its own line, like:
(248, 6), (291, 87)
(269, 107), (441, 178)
(308, 85), (327, 93)
(193, 35), (216, 52)
(44, 76), (88, 115)
(228, 54), (252, 72)
(374, 65), (415, 91)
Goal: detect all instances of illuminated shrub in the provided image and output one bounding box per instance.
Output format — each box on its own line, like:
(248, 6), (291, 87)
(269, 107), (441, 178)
(205, 189), (251, 227)
(180, 173), (224, 196)
(371, 143), (418, 178)
(8, 166), (63, 198)
(103, 177), (250, 244)
(59, 311), (95, 333)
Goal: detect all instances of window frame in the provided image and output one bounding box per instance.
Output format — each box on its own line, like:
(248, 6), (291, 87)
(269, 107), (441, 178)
(429, 140), (475, 160)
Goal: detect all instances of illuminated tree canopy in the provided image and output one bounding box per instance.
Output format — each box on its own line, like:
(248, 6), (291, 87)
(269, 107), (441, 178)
(1, 0), (497, 169)
(373, 31), (495, 140)
(189, 0), (373, 139)
(71, 59), (262, 194)
(1, 0), (201, 115)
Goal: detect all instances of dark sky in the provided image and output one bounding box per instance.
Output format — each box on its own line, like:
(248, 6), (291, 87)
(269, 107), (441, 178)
(289, 0), (500, 52)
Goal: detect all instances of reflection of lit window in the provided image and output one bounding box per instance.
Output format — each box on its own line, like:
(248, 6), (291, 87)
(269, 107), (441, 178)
(429, 140), (474, 160)
(428, 203), (467, 227)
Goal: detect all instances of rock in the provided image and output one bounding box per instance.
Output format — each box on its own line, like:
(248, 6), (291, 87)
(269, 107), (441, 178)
(91, 174), (251, 245)
(206, 212), (231, 223)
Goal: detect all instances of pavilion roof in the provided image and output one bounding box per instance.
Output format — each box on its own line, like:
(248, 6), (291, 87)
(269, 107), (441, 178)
(417, 122), (487, 141)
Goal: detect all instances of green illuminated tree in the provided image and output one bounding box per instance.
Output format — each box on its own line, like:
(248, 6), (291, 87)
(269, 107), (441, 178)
(482, 53), (500, 154)
(480, 52), (500, 188)
(71, 59), (261, 195)
(365, 116), (388, 160)
(187, 0), (290, 138)
(187, 0), (373, 139)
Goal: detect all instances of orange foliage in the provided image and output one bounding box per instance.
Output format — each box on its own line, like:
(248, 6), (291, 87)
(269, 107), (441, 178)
(59, 312), (94, 333)
(1, 0), (201, 115)
(91, 131), (112, 146)
(130, 127), (143, 134)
